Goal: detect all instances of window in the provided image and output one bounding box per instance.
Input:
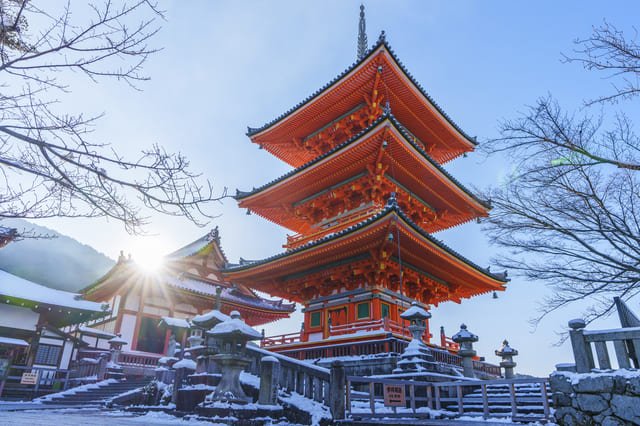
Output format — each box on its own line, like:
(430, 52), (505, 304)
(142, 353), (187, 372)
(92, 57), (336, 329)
(310, 311), (321, 328)
(136, 316), (166, 354)
(381, 303), (390, 319)
(357, 302), (370, 319)
(34, 344), (62, 366)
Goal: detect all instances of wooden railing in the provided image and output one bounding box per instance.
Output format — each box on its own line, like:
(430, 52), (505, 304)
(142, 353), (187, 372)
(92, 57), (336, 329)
(245, 344), (331, 405)
(119, 351), (163, 367)
(262, 318), (433, 349)
(440, 334), (461, 351)
(568, 320), (640, 372)
(344, 376), (550, 422)
(261, 331), (302, 347)
(0, 365), (71, 398)
(284, 206), (381, 249)
(77, 348), (162, 369)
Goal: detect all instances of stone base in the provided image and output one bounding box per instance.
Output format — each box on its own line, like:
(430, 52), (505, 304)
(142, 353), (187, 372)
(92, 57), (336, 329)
(188, 372), (221, 387)
(176, 388), (212, 412)
(196, 404), (284, 425)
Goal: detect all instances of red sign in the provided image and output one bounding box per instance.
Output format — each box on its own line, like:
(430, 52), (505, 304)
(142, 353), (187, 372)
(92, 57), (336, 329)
(383, 384), (405, 407)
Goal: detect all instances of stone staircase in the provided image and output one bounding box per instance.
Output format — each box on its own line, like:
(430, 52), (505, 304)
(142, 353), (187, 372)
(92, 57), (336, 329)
(39, 378), (151, 406)
(446, 382), (551, 421)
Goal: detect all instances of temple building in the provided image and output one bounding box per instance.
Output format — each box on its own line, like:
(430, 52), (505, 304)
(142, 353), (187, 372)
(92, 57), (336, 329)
(223, 12), (507, 359)
(80, 228), (294, 359)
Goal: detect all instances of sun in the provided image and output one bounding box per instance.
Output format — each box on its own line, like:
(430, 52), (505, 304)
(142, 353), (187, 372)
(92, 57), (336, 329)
(129, 238), (168, 273)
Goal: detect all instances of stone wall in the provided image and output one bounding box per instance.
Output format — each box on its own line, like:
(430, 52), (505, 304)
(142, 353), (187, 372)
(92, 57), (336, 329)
(550, 370), (640, 425)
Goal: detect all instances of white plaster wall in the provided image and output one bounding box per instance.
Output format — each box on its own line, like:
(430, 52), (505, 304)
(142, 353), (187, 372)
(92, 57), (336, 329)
(82, 335), (98, 347)
(143, 305), (169, 316)
(175, 303), (197, 314)
(0, 304), (38, 331)
(124, 292), (140, 311)
(120, 313), (137, 347)
(112, 295), (121, 318)
(39, 337), (63, 346)
(60, 340), (74, 369)
(308, 332), (323, 342)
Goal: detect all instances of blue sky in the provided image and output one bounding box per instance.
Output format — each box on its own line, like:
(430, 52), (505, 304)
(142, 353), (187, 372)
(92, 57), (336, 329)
(34, 1), (640, 376)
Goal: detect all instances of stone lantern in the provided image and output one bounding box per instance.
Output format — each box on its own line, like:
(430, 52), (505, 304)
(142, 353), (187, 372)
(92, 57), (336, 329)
(452, 323), (478, 378)
(106, 334), (127, 379)
(394, 301), (436, 373)
(495, 339), (518, 379)
(206, 311), (261, 404)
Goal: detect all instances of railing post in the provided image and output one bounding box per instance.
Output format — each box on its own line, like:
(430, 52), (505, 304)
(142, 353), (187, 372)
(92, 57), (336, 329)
(568, 319), (594, 373)
(593, 341), (611, 369)
(481, 383), (489, 419)
(258, 356), (279, 405)
(509, 382), (517, 419)
(613, 339), (631, 369)
(540, 379), (550, 420)
(329, 360), (346, 420)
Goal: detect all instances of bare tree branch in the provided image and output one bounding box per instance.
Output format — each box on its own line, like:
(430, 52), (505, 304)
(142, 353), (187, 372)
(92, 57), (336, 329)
(0, 1), (227, 235)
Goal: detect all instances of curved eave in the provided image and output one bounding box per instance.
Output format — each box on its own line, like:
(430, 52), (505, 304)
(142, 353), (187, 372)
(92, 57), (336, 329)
(238, 115), (489, 215)
(247, 36), (477, 150)
(224, 202), (506, 287)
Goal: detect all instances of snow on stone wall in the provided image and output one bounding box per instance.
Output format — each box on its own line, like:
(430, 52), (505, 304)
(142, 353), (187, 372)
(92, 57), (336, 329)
(550, 370), (640, 425)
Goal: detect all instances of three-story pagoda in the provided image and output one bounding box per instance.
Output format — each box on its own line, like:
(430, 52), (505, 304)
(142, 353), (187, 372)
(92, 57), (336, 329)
(224, 13), (507, 358)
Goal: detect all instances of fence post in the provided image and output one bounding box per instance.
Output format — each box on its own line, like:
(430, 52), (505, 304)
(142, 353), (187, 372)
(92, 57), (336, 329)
(568, 319), (593, 373)
(258, 356), (279, 405)
(329, 360), (346, 420)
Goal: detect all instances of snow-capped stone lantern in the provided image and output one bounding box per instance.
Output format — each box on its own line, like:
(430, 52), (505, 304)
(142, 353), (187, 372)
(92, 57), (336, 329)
(394, 301), (436, 373)
(206, 310), (262, 404)
(108, 334), (127, 364)
(495, 339), (518, 379)
(106, 334), (127, 379)
(401, 301), (431, 341)
(452, 323), (478, 378)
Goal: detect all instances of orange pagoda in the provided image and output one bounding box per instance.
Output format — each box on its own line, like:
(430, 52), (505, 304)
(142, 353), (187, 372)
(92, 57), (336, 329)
(224, 12), (507, 360)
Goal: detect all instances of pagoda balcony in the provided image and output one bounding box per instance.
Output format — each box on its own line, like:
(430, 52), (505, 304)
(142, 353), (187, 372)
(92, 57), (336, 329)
(261, 317), (459, 351)
(284, 205), (381, 249)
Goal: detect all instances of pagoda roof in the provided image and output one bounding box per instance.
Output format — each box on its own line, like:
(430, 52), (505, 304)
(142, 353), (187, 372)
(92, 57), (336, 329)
(237, 114), (489, 233)
(247, 34), (476, 166)
(224, 198), (507, 302)
(166, 226), (228, 264)
(81, 229), (295, 322)
(239, 114), (487, 206)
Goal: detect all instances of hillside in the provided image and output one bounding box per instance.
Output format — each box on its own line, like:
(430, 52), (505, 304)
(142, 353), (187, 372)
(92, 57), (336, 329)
(0, 219), (114, 292)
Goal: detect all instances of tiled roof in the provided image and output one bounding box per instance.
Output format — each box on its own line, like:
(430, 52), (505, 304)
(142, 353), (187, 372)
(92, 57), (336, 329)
(224, 196), (507, 284)
(246, 33), (476, 147)
(166, 227), (227, 262)
(236, 114), (489, 209)
(164, 274), (295, 312)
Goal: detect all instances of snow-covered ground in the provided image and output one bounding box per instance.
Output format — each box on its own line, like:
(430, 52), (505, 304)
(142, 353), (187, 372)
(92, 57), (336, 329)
(0, 409), (224, 425)
(0, 408), (312, 425)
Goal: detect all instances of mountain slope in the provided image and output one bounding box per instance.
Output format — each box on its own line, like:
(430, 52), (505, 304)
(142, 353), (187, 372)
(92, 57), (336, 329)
(0, 219), (114, 292)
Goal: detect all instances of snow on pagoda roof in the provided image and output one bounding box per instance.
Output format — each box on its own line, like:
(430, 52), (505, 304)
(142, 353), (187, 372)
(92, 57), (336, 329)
(400, 302), (431, 320)
(237, 114), (489, 210)
(246, 35), (476, 147)
(225, 200), (507, 285)
(164, 274), (294, 313)
(192, 309), (230, 325)
(0, 269), (105, 313)
(208, 317), (262, 340)
(159, 316), (191, 329)
(0, 336), (29, 347)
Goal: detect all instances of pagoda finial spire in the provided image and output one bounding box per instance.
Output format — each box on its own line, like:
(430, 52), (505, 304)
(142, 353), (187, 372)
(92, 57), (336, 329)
(357, 4), (368, 60)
